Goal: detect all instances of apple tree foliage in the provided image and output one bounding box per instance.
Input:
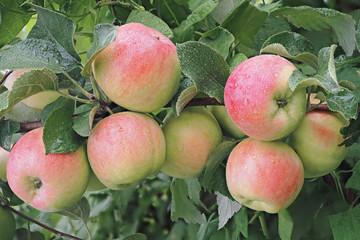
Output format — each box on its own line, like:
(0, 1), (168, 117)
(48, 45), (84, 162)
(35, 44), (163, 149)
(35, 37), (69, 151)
(0, 0), (360, 239)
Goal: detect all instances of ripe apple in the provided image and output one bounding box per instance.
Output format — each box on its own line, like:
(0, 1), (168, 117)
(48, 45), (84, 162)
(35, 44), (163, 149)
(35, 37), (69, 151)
(0, 147), (10, 180)
(91, 23), (181, 113)
(161, 107), (223, 179)
(207, 105), (245, 139)
(6, 127), (90, 212)
(226, 138), (304, 213)
(224, 54), (307, 141)
(87, 112), (166, 190)
(0, 206), (16, 240)
(288, 110), (349, 178)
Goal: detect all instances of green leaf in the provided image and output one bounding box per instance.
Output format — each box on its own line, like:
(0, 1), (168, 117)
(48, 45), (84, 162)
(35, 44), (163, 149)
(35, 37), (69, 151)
(0, 0), (31, 47)
(278, 210), (294, 240)
(228, 53), (247, 72)
(260, 31), (318, 70)
(329, 205), (360, 240)
(273, 6), (356, 56)
(126, 10), (173, 38)
(0, 119), (20, 151)
(43, 106), (85, 154)
(57, 197), (90, 222)
(0, 179), (13, 200)
(0, 68), (58, 119)
(233, 207), (248, 238)
(175, 85), (200, 116)
(122, 233), (147, 240)
(41, 97), (75, 124)
(216, 192), (242, 229)
(345, 161), (360, 191)
(185, 178), (202, 207)
(211, 0), (243, 24)
(0, 4), (81, 72)
(4, 102), (42, 123)
(82, 24), (118, 76)
(176, 41), (230, 103)
(199, 27), (235, 59)
(73, 105), (99, 137)
(326, 88), (360, 120)
(221, 0), (268, 47)
(170, 179), (205, 224)
(340, 118), (360, 147)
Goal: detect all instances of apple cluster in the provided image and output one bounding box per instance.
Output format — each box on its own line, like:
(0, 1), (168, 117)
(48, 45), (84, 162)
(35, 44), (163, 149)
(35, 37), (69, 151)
(224, 54), (349, 213)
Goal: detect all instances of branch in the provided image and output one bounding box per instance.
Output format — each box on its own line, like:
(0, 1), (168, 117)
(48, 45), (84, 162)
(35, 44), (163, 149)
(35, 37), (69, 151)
(0, 70), (13, 85)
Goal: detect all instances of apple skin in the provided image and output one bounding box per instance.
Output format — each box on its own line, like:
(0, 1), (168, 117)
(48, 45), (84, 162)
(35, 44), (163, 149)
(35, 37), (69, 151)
(224, 54), (307, 141)
(161, 107), (223, 179)
(0, 206), (16, 240)
(87, 112), (166, 190)
(288, 110), (349, 178)
(0, 147), (10, 180)
(86, 168), (106, 192)
(92, 23), (181, 113)
(208, 105), (245, 139)
(4, 69), (66, 110)
(226, 138), (304, 213)
(6, 127), (90, 212)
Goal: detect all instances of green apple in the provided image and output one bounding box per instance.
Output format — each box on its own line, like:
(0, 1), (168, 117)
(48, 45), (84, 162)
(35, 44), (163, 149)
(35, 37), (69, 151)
(288, 110), (349, 178)
(86, 168), (106, 192)
(208, 105), (245, 139)
(6, 127), (90, 212)
(0, 147), (9, 180)
(87, 112), (166, 190)
(161, 107), (223, 179)
(226, 138), (304, 213)
(224, 54), (307, 141)
(0, 206), (16, 240)
(92, 23), (181, 113)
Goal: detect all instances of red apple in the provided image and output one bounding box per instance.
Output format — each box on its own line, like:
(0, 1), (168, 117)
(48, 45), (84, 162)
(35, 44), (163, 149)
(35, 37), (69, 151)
(226, 138), (304, 213)
(0, 206), (16, 240)
(87, 112), (166, 190)
(161, 107), (223, 179)
(224, 54), (307, 141)
(6, 127), (90, 212)
(92, 23), (181, 113)
(288, 110), (349, 178)
(0, 147), (9, 180)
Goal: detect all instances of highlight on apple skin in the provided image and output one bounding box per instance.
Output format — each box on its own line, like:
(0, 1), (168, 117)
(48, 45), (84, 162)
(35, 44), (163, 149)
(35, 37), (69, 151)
(161, 106), (223, 179)
(6, 127), (90, 212)
(288, 110), (349, 178)
(224, 54), (307, 141)
(226, 138), (304, 214)
(92, 22), (181, 113)
(87, 112), (166, 190)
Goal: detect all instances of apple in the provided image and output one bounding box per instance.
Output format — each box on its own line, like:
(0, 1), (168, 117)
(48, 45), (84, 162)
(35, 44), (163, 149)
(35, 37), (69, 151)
(87, 112), (166, 190)
(161, 107), (223, 179)
(208, 105), (245, 139)
(0, 147), (10, 180)
(0, 206), (16, 240)
(226, 138), (304, 213)
(224, 54), (307, 141)
(288, 110), (349, 178)
(6, 127), (90, 212)
(91, 23), (181, 113)
(86, 168), (106, 192)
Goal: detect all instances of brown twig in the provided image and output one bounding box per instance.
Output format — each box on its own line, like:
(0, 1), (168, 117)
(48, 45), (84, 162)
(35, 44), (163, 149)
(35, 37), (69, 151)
(0, 70), (13, 85)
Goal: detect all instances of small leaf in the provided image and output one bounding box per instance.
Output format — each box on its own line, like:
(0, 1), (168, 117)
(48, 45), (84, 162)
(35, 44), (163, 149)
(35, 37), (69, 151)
(228, 53), (248, 72)
(41, 97), (75, 124)
(175, 85), (200, 116)
(326, 88), (360, 120)
(199, 27), (235, 59)
(260, 31), (318, 69)
(216, 192), (242, 229)
(57, 197), (90, 222)
(0, 120), (20, 151)
(233, 207), (248, 238)
(73, 105), (99, 137)
(345, 161), (360, 191)
(278, 210), (294, 240)
(177, 41), (230, 103)
(340, 118), (360, 147)
(329, 205), (360, 240)
(123, 233), (147, 240)
(126, 10), (173, 38)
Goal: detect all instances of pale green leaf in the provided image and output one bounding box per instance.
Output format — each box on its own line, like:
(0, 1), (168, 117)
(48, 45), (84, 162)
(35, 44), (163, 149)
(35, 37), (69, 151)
(175, 85), (200, 116)
(57, 197), (90, 222)
(216, 191), (242, 229)
(326, 88), (360, 120)
(278, 210), (294, 240)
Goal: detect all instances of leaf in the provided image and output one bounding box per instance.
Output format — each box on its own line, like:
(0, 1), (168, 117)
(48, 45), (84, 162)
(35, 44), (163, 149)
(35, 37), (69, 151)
(233, 207), (248, 238)
(175, 85), (200, 116)
(0, 179), (13, 200)
(0, 0), (31, 47)
(82, 24), (118, 76)
(123, 233), (147, 240)
(0, 4), (81, 72)
(273, 6), (356, 56)
(43, 107), (86, 154)
(0, 68), (58, 119)
(41, 97), (75, 124)
(278, 210), (294, 240)
(260, 31), (318, 70)
(329, 205), (360, 240)
(340, 118), (360, 147)
(88, 193), (113, 218)
(221, 0), (268, 47)
(176, 41), (230, 103)
(345, 161), (360, 191)
(0, 120), (20, 151)
(326, 88), (360, 120)
(57, 197), (90, 222)
(199, 27), (235, 59)
(216, 192), (242, 229)
(170, 179), (205, 224)
(211, 0), (243, 24)
(228, 53), (248, 72)
(126, 10), (173, 38)
(73, 105), (99, 137)
(185, 178), (202, 207)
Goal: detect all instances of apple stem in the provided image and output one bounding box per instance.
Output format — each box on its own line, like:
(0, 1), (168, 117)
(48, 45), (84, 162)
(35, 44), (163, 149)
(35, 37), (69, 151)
(259, 212), (270, 239)
(330, 172), (346, 201)
(1, 204), (85, 240)
(249, 211), (260, 224)
(90, 74), (101, 100)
